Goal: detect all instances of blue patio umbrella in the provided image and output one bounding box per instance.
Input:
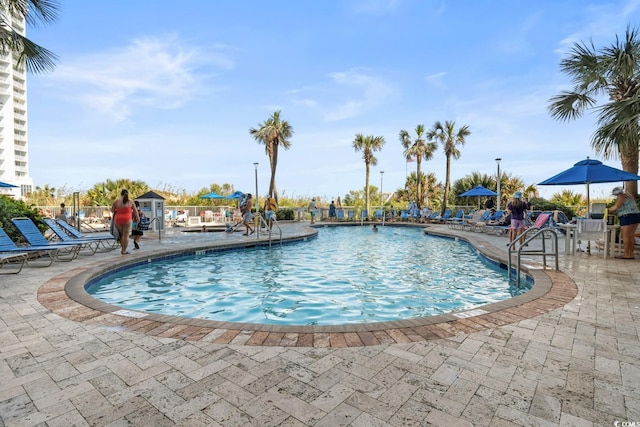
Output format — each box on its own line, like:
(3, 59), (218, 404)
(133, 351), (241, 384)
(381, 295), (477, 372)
(459, 185), (498, 197)
(225, 191), (245, 199)
(0, 181), (17, 188)
(459, 185), (497, 208)
(200, 192), (225, 199)
(538, 157), (640, 216)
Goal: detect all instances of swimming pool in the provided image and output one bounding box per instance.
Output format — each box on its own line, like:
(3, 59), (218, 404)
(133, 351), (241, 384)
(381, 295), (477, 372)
(87, 226), (531, 326)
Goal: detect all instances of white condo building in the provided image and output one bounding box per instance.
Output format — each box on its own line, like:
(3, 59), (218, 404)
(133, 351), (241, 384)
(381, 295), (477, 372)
(0, 9), (33, 199)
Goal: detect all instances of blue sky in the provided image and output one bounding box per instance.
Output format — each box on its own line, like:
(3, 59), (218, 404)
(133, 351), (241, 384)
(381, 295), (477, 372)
(26, 0), (640, 201)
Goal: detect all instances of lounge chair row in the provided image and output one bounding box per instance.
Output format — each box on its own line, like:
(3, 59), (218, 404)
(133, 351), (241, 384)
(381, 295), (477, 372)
(0, 217), (117, 274)
(447, 209), (568, 236)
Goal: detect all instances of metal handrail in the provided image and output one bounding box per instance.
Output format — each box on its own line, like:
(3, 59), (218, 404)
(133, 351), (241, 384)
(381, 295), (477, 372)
(255, 214), (282, 248)
(507, 227), (559, 284)
(147, 217), (162, 241)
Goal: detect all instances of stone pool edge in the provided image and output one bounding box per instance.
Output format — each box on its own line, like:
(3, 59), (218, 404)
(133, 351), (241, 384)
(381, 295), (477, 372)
(37, 225), (578, 347)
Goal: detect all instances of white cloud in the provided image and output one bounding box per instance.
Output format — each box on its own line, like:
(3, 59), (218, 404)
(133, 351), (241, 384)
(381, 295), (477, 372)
(425, 72), (446, 89)
(48, 35), (233, 121)
(322, 70), (395, 122)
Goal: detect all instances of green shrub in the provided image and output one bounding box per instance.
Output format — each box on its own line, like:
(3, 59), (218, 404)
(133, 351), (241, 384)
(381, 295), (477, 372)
(276, 208), (295, 221)
(0, 196), (44, 243)
(529, 198), (576, 220)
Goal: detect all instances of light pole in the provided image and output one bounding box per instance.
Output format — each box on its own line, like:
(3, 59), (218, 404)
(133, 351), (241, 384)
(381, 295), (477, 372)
(380, 171), (384, 225)
(253, 162), (258, 238)
(495, 158), (501, 211)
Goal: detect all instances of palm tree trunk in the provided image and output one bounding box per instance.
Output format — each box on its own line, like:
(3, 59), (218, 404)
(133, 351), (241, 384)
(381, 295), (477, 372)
(365, 163), (371, 216)
(620, 145), (639, 197)
(269, 144), (279, 199)
(416, 159), (422, 209)
(442, 155), (452, 215)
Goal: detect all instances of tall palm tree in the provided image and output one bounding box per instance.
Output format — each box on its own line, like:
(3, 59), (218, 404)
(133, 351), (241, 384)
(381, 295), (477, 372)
(249, 110), (294, 201)
(548, 26), (640, 196)
(427, 120), (471, 215)
(399, 124), (438, 209)
(0, 0), (59, 74)
(353, 133), (386, 216)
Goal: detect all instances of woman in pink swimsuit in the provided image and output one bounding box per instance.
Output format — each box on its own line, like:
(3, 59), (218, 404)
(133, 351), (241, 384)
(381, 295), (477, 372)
(111, 189), (140, 254)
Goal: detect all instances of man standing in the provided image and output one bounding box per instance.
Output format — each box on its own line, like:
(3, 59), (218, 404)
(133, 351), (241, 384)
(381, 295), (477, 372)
(264, 194), (278, 230)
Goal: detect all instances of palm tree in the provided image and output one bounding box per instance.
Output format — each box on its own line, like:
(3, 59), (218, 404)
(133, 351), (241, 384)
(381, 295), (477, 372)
(249, 110), (294, 201)
(548, 26), (640, 196)
(0, 0), (59, 74)
(427, 121), (471, 215)
(353, 133), (386, 216)
(399, 124), (438, 209)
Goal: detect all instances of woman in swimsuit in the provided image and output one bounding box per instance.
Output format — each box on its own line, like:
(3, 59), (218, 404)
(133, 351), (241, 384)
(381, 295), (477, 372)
(111, 189), (140, 255)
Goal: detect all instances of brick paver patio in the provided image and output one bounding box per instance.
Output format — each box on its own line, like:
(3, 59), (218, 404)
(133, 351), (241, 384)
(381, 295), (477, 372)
(1, 222), (638, 426)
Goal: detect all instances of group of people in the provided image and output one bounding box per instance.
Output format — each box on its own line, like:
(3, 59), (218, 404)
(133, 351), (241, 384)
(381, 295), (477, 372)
(238, 193), (279, 236)
(109, 186), (640, 258)
(501, 188), (640, 259)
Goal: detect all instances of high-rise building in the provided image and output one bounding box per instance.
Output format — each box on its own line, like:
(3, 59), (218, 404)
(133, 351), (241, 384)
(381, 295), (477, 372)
(0, 8), (33, 199)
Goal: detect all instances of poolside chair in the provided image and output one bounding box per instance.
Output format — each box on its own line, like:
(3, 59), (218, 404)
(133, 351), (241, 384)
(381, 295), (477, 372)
(590, 203), (606, 220)
(52, 218), (116, 249)
(336, 209), (345, 220)
(0, 226), (61, 266)
(360, 210), (369, 221)
(42, 218), (109, 254)
(399, 210), (410, 221)
(374, 209), (383, 220)
(0, 252), (28, 274)
(432, 208), (452, 223)
(10, 218), (81, 261)
(445, 209), (465, 228)
(458, 209), (486, 231)
(482, 211), (510, 235)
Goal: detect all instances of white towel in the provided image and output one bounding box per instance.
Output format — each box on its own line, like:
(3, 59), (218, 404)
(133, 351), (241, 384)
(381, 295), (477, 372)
(577, 219), (603, 233)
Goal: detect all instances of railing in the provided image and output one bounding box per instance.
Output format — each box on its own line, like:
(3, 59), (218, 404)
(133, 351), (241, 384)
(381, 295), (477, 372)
(148, 217), (163, 241)
(255, 214), (282, 248)
(507, 227), (559, 285)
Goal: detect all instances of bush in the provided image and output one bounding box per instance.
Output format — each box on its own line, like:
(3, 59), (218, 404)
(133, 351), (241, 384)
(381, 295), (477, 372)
(255, 207), (295, 221)
(276, 208), (295, 221)
(0, 196), (44, 243)
(529, 198), (576, 220)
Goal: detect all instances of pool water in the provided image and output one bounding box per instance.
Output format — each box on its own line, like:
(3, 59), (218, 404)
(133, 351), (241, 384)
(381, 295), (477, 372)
(88, 226), (530, 326)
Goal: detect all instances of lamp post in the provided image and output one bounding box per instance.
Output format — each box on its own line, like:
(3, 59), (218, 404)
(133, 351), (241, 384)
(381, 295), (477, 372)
(495, 158), (501, 211)
(253, 162), (258, 238)
(380, 171), (384, 225)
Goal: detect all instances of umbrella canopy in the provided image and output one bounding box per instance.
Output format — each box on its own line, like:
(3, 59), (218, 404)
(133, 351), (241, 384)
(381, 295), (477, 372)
(459, 185), (498, 197)
(538, 158), (640, 186)
(200, 192), (225, 199)
(225, 191), (245, 199)
(0, 181), (18, 188)
(538, 157), (640, 216)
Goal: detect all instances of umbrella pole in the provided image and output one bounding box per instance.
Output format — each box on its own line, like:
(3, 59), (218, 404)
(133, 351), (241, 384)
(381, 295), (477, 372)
(586, 182), (591, 254)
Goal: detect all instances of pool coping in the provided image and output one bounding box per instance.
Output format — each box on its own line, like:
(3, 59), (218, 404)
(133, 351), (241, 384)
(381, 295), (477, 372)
(37, 224), (578, 347)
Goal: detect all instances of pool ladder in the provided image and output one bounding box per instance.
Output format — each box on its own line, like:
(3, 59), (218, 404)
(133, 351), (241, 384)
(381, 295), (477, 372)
(507, 227), (559, 284)
(255, 214), (282, 248)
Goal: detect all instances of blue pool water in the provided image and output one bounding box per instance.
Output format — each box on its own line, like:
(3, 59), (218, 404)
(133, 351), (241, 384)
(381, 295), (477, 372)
(87, 226), (530, 326)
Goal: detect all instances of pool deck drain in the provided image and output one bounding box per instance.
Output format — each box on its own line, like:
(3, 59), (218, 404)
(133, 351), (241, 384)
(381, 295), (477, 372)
(38, 223), (577, 347)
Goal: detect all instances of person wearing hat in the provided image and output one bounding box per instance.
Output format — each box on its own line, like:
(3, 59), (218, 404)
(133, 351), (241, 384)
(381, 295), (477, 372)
(608, 186), (640, 259)
(263, 194), (278, 231)
(506, 191), (527, 247)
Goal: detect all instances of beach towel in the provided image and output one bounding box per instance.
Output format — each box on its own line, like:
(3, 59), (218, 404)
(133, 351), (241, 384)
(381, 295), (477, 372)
(110, 217), (120, 241)
(577, 219), (603, 233)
